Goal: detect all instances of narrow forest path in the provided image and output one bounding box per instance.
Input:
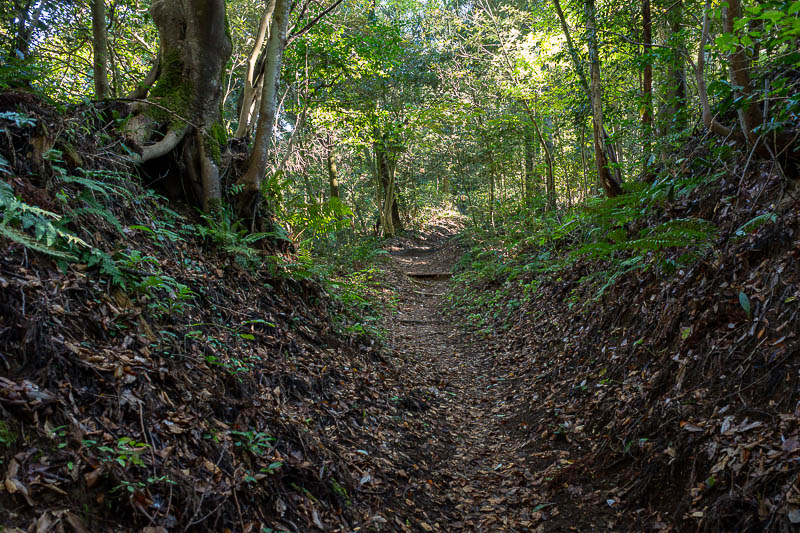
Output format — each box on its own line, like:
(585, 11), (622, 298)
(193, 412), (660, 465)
(379, 228), (563, 532)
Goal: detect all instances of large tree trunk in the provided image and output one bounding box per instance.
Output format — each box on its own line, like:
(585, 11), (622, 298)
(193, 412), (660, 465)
(91, 0), (110, 100)
(125, 0), (232, 212)
(236, 0), (291, 221)
(585, 0), (623, 197)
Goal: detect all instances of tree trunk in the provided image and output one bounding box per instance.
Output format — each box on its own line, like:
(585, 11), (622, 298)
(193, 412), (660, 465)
(234, 0), (276, 139)
(580, 119), (588, 199)
(696, 0), (735, 139)
(531, 118), (556, 210)
(124, 0), (232, 212)
(91, 0), (110, 100)
(327, 142), (340, 200)
(722, 0), (761, 148)
(585, 0), (623, 197)
(236, 0), (291, 220)
(553, 0), (622, 195)
(640, 0), (652, 178)
(488, 158), (495, 229)
(524, 125), (536, 206)
(661, 0), (687, 136)
(374, 144), (401, 236)
(12, 0), (45, 60)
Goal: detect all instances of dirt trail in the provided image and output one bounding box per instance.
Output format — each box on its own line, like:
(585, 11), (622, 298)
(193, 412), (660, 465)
(382, 231), (554, 532)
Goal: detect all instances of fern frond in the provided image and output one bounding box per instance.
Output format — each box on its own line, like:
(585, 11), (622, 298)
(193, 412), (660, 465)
(72, 203), (125, 235)
(0, 223), (78, 260)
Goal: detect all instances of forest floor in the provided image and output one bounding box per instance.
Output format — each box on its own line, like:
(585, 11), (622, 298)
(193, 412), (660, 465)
(379, 224), (619, 532)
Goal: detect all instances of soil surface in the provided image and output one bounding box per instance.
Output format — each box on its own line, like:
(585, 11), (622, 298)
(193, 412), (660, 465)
(380, 227), (612, 532)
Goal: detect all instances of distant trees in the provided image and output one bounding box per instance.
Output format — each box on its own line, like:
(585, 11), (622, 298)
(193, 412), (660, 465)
(5, 0), (797, 233)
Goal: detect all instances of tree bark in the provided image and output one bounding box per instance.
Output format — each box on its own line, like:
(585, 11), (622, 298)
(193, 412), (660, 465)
(374, 143), (401, 236)
(585, 0), (623, 197)
(327, 141), (340, 200)
(723, 0), (761, 148)
(580, 119), (589, 198)
(234, 0), (277, 139)
(553, 0), (622, 195)
(661, 0), (687, 135)
(696, 0), (735, 139)
(237, 0), (291, 220)
(12, 0), (44, 60)
(91, 0), (110, 100)
(125, 0), (232, 212)
(640, 0), (652, 178)
(531, 118), (556, 210)
(524, 123), (538, 206)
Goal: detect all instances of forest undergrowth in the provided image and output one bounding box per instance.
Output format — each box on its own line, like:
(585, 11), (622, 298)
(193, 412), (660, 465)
(446, 131), (800, 531)
(1, 88), (800, 532)
(0, 91), (427, 532)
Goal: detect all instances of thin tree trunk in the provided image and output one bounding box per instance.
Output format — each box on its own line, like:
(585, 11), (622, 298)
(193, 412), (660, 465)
(580, 119), (588, 199)
(661, 0), (687, 135)
(585, 0), (623, 197)
(555, 128), (572, 208)
(640, 0), (652, 178)
(553, 0), (622, 194)
(489, 156), (495, 229)
(91, 0), (110, 99)
(723, 0), (761, 148)
(524, 125), (536, 206)
(327, 141), (340, 199)
(13, 0), (44, 60)
(235, 0), (277, 139)
(552, 0), (590, 94)
(531, 118), (556, 210)
(237, 0), (291, 220)
(696, 0), (734, 139)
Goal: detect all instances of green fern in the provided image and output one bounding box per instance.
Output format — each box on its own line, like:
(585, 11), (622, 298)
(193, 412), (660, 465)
(0, 224), (78, 260)
(70, 201), (125, 235)
(735, 212), (777, 238)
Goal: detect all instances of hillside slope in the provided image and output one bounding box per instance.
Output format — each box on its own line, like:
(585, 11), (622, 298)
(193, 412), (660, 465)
(448, 139), (800, 531)
(0, 91), (422, 532)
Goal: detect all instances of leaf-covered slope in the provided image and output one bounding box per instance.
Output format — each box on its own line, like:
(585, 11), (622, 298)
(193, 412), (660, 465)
(0, 91), (417, 532)
(448, 142), (800, 531)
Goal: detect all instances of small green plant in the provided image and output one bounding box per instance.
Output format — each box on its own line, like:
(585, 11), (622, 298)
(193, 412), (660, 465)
(0, 181), (87, 260)
(112, 475), (176, 494)
(196, 207), (283, 268)
(0, 421), (18, 447)
(0, 111), (37, 128)
(231, 430), (275, 456)
(133, 274), (196, 315)
(96, 437), (150, 468)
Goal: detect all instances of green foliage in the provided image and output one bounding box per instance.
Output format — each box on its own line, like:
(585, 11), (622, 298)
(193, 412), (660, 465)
(0, 420), (17, 447)
(231, 430), (275, 456)
(196, 207), (284, 268)
(735, 212), (778, 238)
(81, 436), (150, 469)
(449, 175), (721, 325)
(283, 197), (354, 240)
(0, 180), (85, 260)
(0, 111), (37, 128)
